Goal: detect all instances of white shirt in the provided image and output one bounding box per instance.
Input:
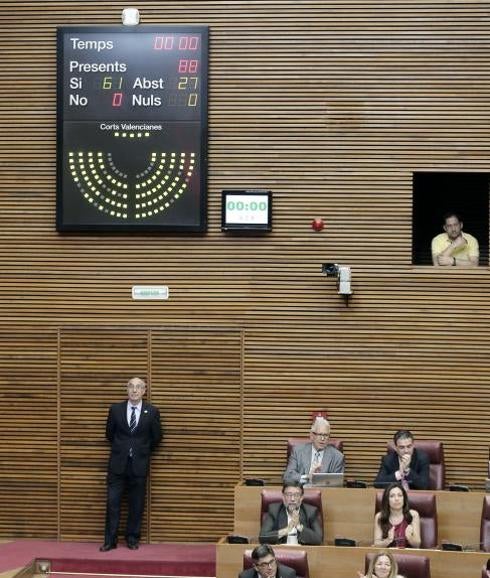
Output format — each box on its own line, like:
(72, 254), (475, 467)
(286, 510), (299, 545)
(127, 400), (142, 428)
(311, 447), (324, 468)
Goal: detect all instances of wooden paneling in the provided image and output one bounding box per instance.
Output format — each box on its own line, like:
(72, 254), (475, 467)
(0, 1), (489, 541)
(0, 329), (58, 538)
(59, 328), (149, 540)
(150, 328), (242, 541)
(58, 327), (241, 541)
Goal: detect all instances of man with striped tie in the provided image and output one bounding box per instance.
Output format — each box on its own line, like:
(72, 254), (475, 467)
(100, 377), (162, 552)
(283, 417), (344, 485)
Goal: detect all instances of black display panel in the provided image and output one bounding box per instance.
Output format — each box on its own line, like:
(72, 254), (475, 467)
(56, 26), (208, 232)
(221, 190), (272, 232)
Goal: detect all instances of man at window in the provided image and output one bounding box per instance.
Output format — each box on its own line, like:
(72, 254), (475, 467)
(431, 212), (479, 267)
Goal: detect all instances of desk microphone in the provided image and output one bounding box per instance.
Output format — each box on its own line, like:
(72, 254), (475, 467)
(441, 542), (463, 551)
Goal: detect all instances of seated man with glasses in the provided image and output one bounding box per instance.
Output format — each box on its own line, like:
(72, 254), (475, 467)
(259, 481), (323, 545)
(283, 417), (344, 485)
(239, 545), (297, 578)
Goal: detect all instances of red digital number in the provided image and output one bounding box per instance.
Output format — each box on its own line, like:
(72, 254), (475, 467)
(178, 59), (199, 73)
(154, 36), (174, 50)
(112, 92), (123, 107)
(177, 36), (199, 50)
(155, 35), (198, 50)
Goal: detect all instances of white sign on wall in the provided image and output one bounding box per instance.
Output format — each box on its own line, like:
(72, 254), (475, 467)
(132, 286), (169, 300)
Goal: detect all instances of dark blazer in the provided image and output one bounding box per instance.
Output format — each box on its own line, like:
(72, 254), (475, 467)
(374, 448), (430, 490)
(259, 502), (323, 545)
(106, 400), (162, 476)
(239, 564), (297, 578)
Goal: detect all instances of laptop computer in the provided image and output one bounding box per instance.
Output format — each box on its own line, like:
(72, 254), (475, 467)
(310, 472), (344, 487)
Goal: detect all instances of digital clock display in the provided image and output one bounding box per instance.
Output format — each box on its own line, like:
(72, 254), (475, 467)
(221, 190), (272, 232)
(56, 25), (208, 231)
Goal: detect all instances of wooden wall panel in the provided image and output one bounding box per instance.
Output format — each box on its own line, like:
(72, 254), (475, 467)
(59, 328), (149, 540)
(150, 328), (242, 541)
(0, 1), (489, 541)
(0, 329), (58, 538)
(58, 327), (241, 541)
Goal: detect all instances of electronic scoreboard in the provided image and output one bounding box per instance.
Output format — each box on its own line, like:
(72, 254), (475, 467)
(56, 26), (208, 231)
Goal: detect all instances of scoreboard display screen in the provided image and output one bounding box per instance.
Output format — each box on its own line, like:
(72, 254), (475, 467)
(56, 26), (208, 232)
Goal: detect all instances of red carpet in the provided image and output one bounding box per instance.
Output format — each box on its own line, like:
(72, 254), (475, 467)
(0, 540), (216, 576)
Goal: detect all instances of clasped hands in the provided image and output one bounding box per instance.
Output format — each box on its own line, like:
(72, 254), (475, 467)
(279, 509), (303, 538)
(384, 524), (415, 546)
(398, 453), (411, 475)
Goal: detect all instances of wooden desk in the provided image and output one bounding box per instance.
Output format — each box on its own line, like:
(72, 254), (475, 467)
(234, 485), (486, 546)
(216, 543), (489, 578)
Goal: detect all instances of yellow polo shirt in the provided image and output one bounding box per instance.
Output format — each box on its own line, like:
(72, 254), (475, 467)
(431, 232), (479, 260)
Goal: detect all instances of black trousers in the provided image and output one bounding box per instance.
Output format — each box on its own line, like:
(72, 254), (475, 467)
(103, 457), (147, 544)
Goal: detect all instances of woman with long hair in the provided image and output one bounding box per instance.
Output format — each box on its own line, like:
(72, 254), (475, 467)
(357, 551), (404, 578)
(373, 482), (421, 548)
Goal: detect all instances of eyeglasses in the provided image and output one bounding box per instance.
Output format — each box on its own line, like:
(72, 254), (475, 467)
(283, 492), (302, 498)
(256, 559), (277, 569)
(311, 432), (329, 439)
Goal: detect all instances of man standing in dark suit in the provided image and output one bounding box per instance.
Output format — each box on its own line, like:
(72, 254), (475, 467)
(374, 429), (430, 490)
(239, 545), (297, 578)
(100, 376), (162, 551)
(259, 481), (323, 545)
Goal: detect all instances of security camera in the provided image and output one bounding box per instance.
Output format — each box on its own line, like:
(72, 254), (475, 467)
(321, 263), (352, 296)
(322, 263), (339, 277)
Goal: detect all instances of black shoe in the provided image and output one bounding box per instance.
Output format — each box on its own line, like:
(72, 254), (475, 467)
(99, 542), (117, 552)
(126, 541), (139, 550)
